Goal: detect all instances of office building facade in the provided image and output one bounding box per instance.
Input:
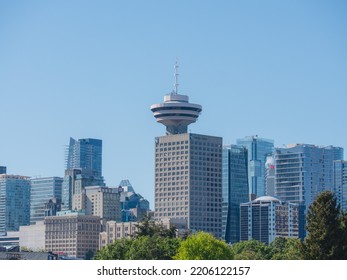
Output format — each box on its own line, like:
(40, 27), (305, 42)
(30, 177), (63, 224)
(0, 175), (31, 234)
(66, 137), (103, 177)
(236, 136), (274, 198)
(45, 212), (101, 259)
(154, 133), (223, 237)
(240, 196), (299, 244)
(0, 166), (6, 175)
(84, 186), (122, 226)
(222, 144), (249, 244)
(99, 221), (138, 248)
(274, 144), (343, 237)
(275, 144), (343, 208)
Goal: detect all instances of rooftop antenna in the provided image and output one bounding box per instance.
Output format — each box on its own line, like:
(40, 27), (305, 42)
(174, 59), (179, 94)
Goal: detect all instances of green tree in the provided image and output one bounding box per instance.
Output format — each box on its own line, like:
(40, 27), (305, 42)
(301, 190), (347, 259)
(85, 250), (94, 260)
(94, 236), (180, 260)
(135, 214), (177, 238)
(231, 240), (272, 260)
(126, 236), (180, 260)
(270, 237), (302, 260)
(174, 231), (233, 260)
(94, 239), (130, 260)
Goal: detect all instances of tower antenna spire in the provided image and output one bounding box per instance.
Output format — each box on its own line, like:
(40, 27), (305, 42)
(174, 59), (179, 94)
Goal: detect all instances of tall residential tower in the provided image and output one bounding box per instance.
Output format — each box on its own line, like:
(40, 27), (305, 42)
(151, 64), (223, 238)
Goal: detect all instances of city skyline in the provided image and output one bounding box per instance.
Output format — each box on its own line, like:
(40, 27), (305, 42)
(1, 1), (346, 207)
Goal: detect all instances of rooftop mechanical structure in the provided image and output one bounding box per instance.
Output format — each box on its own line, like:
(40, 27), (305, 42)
(150, 62), (202, 135)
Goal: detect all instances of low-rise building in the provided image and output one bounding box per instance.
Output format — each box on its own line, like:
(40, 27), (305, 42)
(45, 212), (101, 259)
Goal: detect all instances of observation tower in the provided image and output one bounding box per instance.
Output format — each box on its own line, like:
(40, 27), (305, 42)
(150, 62), (202, 135)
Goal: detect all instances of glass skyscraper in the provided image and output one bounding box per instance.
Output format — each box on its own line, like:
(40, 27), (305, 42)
(222, 145), (249, 244)
(0, 175), (31, 234)
(0, 166), (6, 175)
(236, 136), (274, 199)
(62, 137), (104, 211)
(275, 144), (343, 207)
(274, 144), (343, 237)
(30, 177), (63, 224)
(66, 137), (102, 177)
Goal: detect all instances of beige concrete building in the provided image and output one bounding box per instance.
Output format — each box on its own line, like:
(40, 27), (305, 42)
(84, 186), (121, 226)
(45, 212), (101, 259)
(99, 221), (138, 248)
(154, 133), (223, 238)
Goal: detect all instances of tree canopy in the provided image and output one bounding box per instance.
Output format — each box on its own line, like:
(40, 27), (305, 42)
(270, 237), (302, 260)
(231, 240), (272, 260)
(300, 190), (347, 259)
(173, 232), (233, 260)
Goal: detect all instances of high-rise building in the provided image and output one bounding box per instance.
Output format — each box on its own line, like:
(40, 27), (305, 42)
(236, 136), (274, 199)
(62, 137), (105, 211)
(0, 166), (6, 175)
(275, 144), (343, 207)
(222, 145), (249, 244)
(151, 64), (223, 238)
(274, 144), (343, 237)
(0, 175), (31, 234)
(84, 186), (122, 227)
(240, 196), (299, 245)
(30, 177), (63, 224)
(333, 160), (347, 211)
(66, 137), (103, 177)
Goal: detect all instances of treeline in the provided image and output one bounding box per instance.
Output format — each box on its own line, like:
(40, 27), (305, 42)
(94, 191), (347, 260)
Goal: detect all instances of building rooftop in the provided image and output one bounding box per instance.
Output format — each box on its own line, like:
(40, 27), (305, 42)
(253, 196), (280, 203)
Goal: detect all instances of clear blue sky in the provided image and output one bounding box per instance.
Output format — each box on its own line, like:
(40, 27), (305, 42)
(1, 0), (346, 207)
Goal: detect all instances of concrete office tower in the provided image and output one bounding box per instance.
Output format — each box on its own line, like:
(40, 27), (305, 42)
(274, 144), (343, 237)
(30, 177), (63, 224)
(265, 155), (276, 197)
(240, 196), (299, 245)
(236, 136), (274, 199)
(0, 175), (31, 234)
(151, 64), (223, 238)
(0, 166), (6, 174)
(84, 186), (122, 227)
(333, 160), (347, 211)
(222, 145), (249, 244)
